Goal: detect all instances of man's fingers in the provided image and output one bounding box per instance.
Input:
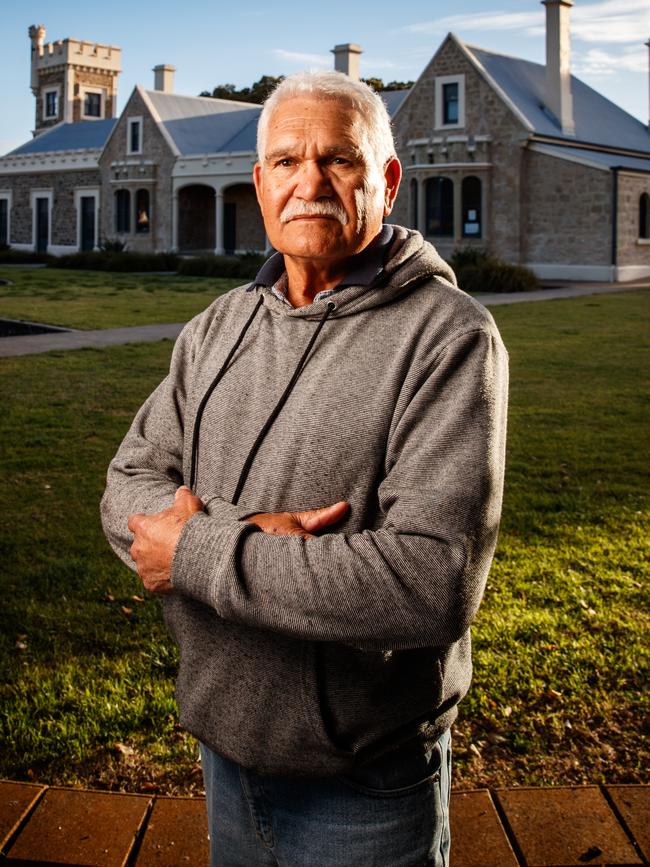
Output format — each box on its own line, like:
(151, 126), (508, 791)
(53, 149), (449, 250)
(127, 513), (145, 534)
(296, 501), (349, 532)
(174, 485), (204, 515)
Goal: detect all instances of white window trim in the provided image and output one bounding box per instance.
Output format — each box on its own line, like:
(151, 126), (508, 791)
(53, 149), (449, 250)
(127, 117), (143, 156)
(80, 86), (106, 120)
(435, 75), (465, 130)
(30, 189), (53, 252)
(43, 86), (60, 121)
(74, 188), (100, 251)
(0, 191), (12, 246)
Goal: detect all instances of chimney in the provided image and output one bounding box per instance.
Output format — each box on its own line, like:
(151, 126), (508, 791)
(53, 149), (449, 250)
(153, 64), (175, 93)
(542, 0), (575, 135)
(331, 44), (362, 81)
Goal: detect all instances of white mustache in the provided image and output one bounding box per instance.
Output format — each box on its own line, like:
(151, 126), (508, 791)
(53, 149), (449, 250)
(280, 200), (349, 225)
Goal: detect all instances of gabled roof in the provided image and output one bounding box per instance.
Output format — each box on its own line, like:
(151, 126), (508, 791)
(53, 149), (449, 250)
(142, 87), (408, 157)
(8, 119), (117, 155)
(381, 89), (411, 117)
(463, 41), (650, 154)
(144, 90), (261, 155)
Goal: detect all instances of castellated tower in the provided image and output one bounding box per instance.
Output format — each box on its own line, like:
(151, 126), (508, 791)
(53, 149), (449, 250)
(28, 24), (121, 136)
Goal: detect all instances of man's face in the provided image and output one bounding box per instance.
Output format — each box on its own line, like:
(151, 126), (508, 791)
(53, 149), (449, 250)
(253, 96), (401, 265)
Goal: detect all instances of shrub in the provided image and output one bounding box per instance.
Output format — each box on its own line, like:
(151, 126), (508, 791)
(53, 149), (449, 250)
(97, 239), (126, 253)
(50, 251), (180, 272)
(450, 247), (539, 294)
(177, 252), (267, 280)
(0, 247), (53, 265)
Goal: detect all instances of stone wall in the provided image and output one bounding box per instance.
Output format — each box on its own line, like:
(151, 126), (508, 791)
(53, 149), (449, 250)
(223, 183), (265, 252)
(391, 36), (528, 263)
(99, 88), (175, 252)
(523, 151), (612, 266)
(72, 70), (117, 122)
(616, 171), (650, 268)
(3, 168), (101, 246)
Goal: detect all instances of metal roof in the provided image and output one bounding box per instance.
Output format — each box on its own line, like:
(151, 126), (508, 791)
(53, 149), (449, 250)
(381, 89), (411, 118)
(8, 119), (117, 155)
(530, 142), (650, 173)
(467, 44), (650, 154)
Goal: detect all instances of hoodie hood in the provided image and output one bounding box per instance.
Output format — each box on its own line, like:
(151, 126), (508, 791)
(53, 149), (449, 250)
(249, 226), (458, 320)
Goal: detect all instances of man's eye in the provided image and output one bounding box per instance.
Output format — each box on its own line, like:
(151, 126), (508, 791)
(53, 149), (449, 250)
(278, 158), (294, 167)
(330, 157), (350, 166)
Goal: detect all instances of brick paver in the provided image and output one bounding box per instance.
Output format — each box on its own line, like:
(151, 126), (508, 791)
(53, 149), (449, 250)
(134, 796), (209, 866)
(0, 781), (45, 850)
(495, 786), (642, 867)
(4, 787), (151, 866)
(606, 785), (650, 863)
(450, 789), (518, 867)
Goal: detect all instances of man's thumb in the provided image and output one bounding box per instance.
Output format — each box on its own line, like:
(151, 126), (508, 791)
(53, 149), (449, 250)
(299, 501), (349, 532)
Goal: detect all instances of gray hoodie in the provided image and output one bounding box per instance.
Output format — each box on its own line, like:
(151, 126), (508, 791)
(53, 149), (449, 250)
(101, 226), (508, 777)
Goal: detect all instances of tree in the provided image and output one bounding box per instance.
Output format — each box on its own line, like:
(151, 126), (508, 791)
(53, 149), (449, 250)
(199, 76), (284, 104)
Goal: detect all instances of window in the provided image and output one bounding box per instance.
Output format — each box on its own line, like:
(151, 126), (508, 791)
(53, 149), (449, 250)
(425, 177), (454, 237)
(443, 83), (459, 125)
(44, 89), (58, 119)
(462, 176), (482, 238)
(115, 189), (131, 233)
(127, 118), (143, 155)
(84, 92), (102, 118)
(640, 193), (650, 240)
(135, 189), (150, 234)
(410, 179), (419, 230)
(435, 75), (465, 129)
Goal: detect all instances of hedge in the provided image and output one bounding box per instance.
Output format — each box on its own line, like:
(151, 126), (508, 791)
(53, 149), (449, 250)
(450, 247), (539, 294)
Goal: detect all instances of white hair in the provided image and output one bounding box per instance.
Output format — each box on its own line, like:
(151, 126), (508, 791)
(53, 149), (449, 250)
(256, 70), (396, 171)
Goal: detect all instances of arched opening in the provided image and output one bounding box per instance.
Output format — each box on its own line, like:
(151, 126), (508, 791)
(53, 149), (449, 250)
(462, 176), (482, 238)
(425, 177), (453, 237)
(178, 184), (215, 252)
(222, 183), (265, 254)
(639, 193), (650, 240)
(115, 189), (130, 234)
(135, 189), (150, 234)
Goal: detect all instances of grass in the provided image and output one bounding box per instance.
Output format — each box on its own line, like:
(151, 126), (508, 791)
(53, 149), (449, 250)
(0, 267), (240, 330)
(0, 289), (648, 792)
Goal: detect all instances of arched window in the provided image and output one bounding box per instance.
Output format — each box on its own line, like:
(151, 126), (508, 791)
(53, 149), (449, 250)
(135, 189), (150, 234)
(425, 177), (453, 237)
(115, 189), (130, 233)
(410, 179), (419, 230)
(462, 176), (482, 238)
(639, 193), (650, 240)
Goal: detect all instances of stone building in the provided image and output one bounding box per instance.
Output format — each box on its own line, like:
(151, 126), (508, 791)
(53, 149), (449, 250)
(1, 2), (649, 280)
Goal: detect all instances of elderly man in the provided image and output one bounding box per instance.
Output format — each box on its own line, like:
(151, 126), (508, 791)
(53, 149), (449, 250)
(102, 70), (508, 866)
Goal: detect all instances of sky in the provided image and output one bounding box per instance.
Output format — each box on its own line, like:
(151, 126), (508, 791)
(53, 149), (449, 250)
(1, 0), (648, 155)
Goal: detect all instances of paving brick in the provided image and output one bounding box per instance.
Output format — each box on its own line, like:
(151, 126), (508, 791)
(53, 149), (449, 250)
(495, 786), (642, 867)
(5, 787), (151, 866)
(134, 796), (209, 866)
(0, 781), (46, 850)
(450, 789), (519, 867)
(606, 785), (650, 863)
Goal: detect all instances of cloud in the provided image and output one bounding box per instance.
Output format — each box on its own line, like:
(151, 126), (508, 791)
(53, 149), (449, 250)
(403, 0), (649, 44)
(573, 45), (648, 76)
(272, 49), (330, 67)
(360, 57), (400, 72)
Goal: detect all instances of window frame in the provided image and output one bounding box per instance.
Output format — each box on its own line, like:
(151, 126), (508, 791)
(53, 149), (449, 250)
(461, 175), (482, 239)
(424, 176), (454, 238)
(43, 87), (60, 120)
(127, 117), (143, 156)
(80, 88), (104, 120)
(135, 188), (151, 234)
(75, 188), (99, 251)
(435, 75), (465, 130)
(0, 191), (11, 247)
(30, 189), (53, 252)
(114, 188), (131, 234)
(639, 192), (650, 241)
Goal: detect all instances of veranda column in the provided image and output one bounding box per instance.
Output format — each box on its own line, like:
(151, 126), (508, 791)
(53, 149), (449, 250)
(171, 191), (179, 251)
(214, 189), (225, 255)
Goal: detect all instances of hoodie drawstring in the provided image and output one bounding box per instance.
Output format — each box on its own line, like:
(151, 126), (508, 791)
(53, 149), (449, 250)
(189, 296), (336, 502)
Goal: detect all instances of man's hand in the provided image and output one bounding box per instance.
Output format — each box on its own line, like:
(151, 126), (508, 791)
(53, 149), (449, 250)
(128, 486), (204, 595)
(246, 501), (349, 538)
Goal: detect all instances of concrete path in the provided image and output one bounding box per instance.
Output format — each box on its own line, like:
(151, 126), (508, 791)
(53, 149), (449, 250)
(0, 281), (646, 358)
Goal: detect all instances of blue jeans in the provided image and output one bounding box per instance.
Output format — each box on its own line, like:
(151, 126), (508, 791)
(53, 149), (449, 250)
(200, 730), (451, 866)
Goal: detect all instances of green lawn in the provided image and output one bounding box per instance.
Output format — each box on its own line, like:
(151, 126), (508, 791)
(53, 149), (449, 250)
(0, 289), (648, 792)
(0, 267), (240, 330)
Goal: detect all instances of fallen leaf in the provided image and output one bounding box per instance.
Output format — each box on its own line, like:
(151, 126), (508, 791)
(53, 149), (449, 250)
(503, 706), (512, 717)
(15, 640), (28, 651)
(121, 606), (133, 616)
(114, 742), (134, 757)
(104, 593), (115, 603)
(131, 595), (145, 604)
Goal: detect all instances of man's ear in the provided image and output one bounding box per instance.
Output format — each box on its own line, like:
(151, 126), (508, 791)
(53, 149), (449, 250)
(253, 162), (264, 210)
(383, 157), (402, 216)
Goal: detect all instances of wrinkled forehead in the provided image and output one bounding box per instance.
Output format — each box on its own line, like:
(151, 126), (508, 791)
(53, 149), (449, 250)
(266, 95), (376, 160)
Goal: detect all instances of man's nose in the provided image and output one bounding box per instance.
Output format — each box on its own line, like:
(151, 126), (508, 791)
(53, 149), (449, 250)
(294, 160), (333, 200)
